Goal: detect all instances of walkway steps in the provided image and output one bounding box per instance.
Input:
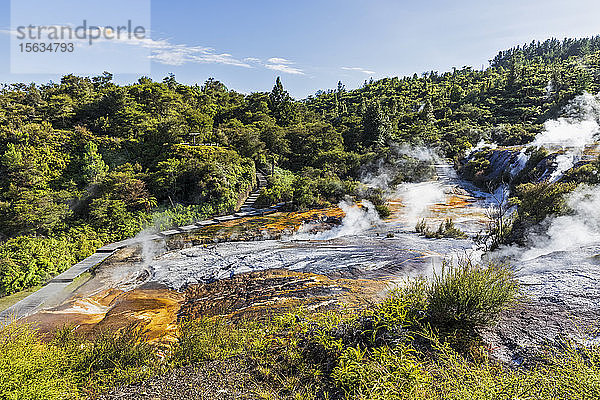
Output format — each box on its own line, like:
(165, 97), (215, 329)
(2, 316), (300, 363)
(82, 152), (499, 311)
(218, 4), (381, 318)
(53, 252), (115, 282)
(0, 283), (72, 322)
(239, 170), (267, 210)
(0, 169), (284, 324)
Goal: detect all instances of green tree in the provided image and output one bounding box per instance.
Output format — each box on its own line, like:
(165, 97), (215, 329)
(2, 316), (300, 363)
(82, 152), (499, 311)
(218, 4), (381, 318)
(81, 142), (108, 184)
(268, 77), (296, 126)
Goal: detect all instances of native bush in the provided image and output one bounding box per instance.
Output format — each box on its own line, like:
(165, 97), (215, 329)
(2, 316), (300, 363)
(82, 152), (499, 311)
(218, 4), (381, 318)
(0, 323), (77, 400)
(424, 261), (519, 338)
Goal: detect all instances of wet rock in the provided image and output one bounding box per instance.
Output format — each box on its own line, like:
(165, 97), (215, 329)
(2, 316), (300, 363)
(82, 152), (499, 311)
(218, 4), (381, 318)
(484, 298), (600, 366)
(178, 269), (388, 320)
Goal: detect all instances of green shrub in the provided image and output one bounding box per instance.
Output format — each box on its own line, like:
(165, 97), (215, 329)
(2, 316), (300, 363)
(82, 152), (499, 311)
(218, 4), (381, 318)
(0, 323), (77, 399)
(372, 260), (518, 349)
(257, 167), (358, 210)
(172, 317), (269, 365)
(255, 167), (296, 207)
(64, 325), (157, 380)
(362, 187), (392, 218)
(425, 261), (518, 337)
(88, 198), (147, 240)
(511, 181), (576, 224)
(151, 144), (256, 208)
(460, 149), (492, 184)
(560, 158), (600, 184)
(148, 203), (215, 231)
(0, 236), (77, 296)
(415, 218), (467, 239)
(0, 225), (108, 297)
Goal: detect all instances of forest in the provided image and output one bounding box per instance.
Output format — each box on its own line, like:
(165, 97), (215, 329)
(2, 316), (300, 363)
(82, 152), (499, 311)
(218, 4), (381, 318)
(1, 36), (600, 296)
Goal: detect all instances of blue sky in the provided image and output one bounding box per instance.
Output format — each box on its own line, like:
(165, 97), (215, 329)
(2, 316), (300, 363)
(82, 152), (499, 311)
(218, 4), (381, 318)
(1, 0), (600, 98)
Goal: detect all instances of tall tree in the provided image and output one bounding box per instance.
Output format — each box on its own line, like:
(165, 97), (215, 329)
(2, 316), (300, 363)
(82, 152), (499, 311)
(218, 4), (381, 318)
(268, 77), (295, 126)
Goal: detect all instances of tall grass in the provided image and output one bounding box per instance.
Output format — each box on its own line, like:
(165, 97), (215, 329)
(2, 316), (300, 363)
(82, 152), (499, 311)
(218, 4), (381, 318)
(426, 260), (518, 336)
(0, 322), (162, 399)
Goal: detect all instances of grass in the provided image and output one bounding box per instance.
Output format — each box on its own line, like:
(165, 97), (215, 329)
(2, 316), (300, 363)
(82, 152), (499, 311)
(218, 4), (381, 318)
(0, 323), (164, 399)
(1, 259), (599, 399)
(0, 323), (78, 400)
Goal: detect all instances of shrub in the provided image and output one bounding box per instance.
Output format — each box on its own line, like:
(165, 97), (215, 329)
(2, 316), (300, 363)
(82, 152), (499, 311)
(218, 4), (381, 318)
(88, 198), (147, 240)
(460, 149), (492, 185)
(425, 261), (519, 336)
(560, 159), (600, 184)
(415, 218), (467, 239)
(0, 226), (108, 297)
(255, 167), (295, 207)
(371, 260), (518, 349)
(148, 203), (215, 231)
(511, 181), (576, 224)
(0, 323), (77, 400)
(151, 144), (256, 207)
(362, 187), (392, 218)
(172, 317), (269, 365)
(257, 167), (359, 210)
(0, 236), (77, 296)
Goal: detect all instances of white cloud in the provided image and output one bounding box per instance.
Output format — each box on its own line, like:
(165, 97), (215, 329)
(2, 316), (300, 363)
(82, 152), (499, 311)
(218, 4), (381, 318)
(342, 66), (375, 75)
(1, 27), (252, 68)
(265, 63), (304, 75)
(114, 36), (252, 67)
(1, 27), (307, 73)
(265, 57), (304, 75)
(267, 57), (292, 64)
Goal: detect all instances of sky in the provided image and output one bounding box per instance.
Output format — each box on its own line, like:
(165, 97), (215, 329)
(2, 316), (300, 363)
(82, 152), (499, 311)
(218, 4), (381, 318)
(1, 0), (600, 98)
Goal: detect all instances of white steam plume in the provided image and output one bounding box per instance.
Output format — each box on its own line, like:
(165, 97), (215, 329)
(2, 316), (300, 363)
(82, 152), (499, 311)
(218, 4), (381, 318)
(520, 185), (600, 261)
(361, 144), (439, 190)
(532, 92), (600, 181)
(394, 181), (446, 227)
(294, 200), (381, 240)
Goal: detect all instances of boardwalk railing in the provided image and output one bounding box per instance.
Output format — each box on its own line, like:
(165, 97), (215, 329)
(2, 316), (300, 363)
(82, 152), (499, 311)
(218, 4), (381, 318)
(0, 173), (285, 323)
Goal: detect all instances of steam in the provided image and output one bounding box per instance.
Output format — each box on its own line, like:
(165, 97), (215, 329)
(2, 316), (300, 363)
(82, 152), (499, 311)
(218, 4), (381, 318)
(361, 144), (439, 190)
(140, 232), (161, 268)
(294, 200), (381, 240)
(468, 140), (497, 156)
(397, 144), (440, 162)
(394, 181), (446, 227)
(483, 94), (600, 272)
(133, 230), (165, 286)
(532, 92), (600, 180)
(520, 185), (600, 261)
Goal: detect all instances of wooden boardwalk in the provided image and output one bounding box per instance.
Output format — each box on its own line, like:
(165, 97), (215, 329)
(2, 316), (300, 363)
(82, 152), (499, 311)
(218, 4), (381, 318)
(0, 172), (282, 324)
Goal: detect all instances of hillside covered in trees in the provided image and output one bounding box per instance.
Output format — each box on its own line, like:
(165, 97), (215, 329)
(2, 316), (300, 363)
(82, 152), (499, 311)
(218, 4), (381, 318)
(1, 36), (600, 296)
